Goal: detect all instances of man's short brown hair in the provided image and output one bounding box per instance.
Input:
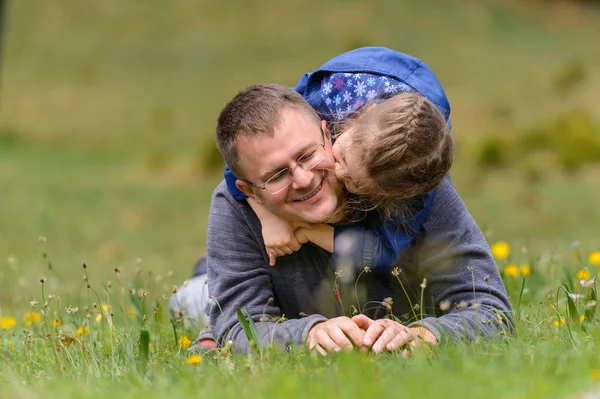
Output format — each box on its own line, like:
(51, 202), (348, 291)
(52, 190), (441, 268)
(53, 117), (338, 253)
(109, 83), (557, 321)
(216, 83), (320, 179)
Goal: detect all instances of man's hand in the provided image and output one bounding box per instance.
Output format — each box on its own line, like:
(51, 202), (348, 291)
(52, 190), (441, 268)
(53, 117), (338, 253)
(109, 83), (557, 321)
(352, 314), (437, 355)
(306, 316), (366, 355)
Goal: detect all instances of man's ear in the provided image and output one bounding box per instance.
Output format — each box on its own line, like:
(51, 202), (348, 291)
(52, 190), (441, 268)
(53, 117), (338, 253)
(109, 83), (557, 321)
(235, 180), (262, 204)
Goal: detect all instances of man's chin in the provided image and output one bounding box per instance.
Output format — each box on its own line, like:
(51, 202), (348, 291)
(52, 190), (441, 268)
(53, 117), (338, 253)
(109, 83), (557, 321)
(295, 197), (339, 224)
(283, 172), (343, 223)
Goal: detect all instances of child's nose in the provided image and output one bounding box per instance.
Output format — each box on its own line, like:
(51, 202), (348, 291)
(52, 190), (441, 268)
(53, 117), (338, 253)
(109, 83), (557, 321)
(334, 163), (343, 178)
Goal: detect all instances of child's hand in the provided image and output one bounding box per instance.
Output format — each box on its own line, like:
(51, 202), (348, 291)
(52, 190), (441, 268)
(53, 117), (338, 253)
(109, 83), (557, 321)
(262, 219), (302, 267)
(294, 227), (310, 245)
(247, 197), (305, 266)
(294, 223), (335, 253)
(291, 221), (318, 230)
(292, 222), (320, 247)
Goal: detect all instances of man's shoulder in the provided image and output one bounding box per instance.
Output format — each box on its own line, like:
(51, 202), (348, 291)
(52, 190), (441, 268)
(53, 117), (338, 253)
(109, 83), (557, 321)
(209, 181), (263, 240)
(424, 175), (484, 236)
(430, 175), (460, 209)
(211, 179), (232, 199)
(210, 180), (251, 216)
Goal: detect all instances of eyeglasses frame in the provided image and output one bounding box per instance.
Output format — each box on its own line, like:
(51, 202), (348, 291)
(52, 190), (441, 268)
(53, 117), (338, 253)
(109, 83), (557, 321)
(242, 126), (327, 195)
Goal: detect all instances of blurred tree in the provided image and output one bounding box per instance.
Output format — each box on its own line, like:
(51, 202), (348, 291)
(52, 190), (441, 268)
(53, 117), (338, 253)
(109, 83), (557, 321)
(553, 60), (588, 96)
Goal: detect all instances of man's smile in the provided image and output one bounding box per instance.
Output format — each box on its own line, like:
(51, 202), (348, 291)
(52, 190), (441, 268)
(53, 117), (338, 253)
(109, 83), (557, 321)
(293, 179), (323, 202)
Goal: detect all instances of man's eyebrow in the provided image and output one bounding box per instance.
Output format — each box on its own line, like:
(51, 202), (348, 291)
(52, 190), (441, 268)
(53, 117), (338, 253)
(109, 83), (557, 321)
(258, 142), (316, 182)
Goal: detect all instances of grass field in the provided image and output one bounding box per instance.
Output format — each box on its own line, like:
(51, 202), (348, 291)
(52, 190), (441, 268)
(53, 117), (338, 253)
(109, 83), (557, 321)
(1, 0), (600, 398)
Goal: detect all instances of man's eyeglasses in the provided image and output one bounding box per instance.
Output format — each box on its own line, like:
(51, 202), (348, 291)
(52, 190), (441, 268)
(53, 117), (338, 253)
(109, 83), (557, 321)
(243, 127), (326, 195)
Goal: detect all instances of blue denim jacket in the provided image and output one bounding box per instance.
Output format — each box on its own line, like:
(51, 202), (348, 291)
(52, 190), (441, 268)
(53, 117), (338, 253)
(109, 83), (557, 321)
(223, 47), (451, 270)
(294, 46), (450, 124)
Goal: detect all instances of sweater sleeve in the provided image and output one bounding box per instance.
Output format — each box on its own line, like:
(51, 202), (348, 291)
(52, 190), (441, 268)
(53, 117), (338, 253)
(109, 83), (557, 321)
(406, 177), (514, 342)
(207, 184), (327, 352)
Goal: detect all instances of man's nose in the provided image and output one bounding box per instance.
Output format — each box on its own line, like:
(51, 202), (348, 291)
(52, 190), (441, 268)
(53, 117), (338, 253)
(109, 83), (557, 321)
(291, 166), (313, 189)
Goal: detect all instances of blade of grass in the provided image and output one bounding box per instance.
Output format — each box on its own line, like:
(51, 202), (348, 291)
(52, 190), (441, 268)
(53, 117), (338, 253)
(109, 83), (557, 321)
(564, 286), (579, 321)
(138, 329), (150, 374)
(516, 277), (527, 322)
(237, 307), (260, 351)
(245, 306), (263, 352)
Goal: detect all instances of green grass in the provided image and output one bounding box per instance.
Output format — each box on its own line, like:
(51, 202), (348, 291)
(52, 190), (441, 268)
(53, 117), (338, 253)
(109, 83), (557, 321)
(2, 345), (596, 399)
(1, 254), (600, 399)
(1, 0), (600, 397)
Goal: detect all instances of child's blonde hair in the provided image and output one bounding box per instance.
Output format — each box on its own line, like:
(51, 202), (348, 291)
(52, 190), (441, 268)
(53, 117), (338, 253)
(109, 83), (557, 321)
(339, 91), (453, 217)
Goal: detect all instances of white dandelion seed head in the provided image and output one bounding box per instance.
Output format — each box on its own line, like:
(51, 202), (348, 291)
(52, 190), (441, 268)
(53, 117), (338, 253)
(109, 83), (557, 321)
(580, 277), (596, 288)
(439, 300), (451, 312)
(335, 232), (355, 257)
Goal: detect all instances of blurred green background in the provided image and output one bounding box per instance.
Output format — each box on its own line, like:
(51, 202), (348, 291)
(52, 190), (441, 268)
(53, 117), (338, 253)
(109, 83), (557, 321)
(1, 0), (599, 308)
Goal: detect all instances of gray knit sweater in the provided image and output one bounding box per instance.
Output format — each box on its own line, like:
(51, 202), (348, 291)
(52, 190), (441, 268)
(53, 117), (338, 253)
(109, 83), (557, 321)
(207, 177), (513, 352)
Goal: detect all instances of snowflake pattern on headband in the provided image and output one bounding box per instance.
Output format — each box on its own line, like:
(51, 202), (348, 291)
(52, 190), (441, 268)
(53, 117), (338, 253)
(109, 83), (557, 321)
(320, 72), (413, 121)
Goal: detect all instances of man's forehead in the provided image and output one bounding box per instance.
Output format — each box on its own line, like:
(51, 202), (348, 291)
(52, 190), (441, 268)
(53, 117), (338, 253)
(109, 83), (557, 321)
(236, 111), (322, 177)
(238, 109), (319, 147)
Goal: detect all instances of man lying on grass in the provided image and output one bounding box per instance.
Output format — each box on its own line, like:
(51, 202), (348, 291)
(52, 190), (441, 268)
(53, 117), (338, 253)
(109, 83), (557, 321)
(174, 48), (513, 354)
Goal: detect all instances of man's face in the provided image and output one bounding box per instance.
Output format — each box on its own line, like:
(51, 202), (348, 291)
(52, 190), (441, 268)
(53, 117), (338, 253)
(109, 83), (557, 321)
(235, 107), (344, 223)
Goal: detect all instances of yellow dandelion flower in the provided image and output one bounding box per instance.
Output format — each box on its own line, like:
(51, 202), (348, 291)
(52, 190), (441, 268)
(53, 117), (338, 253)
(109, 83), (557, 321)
(0, 316), (17, 329)
(186, 355), (202, 365)
(553, 317), (566, 327)
(592, 369), (600, 381)
(23, 311), (41, 326)
(503, 264), (519, 277)
(491, 241), (510, 260)
(95, 313), (102, 323)
(178, 336), (192, 350)
(589, 252), (600, 266)
(76, 326), (90, 337)
(576, 269), (591, 281)
(579, 314), (585, 324)
(52, 317), (61, 327)
(101, 304), (110, 313)
(127, 306), (137, 319)
(520, 264), (531, 277)
(497, 313), (504, 325)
